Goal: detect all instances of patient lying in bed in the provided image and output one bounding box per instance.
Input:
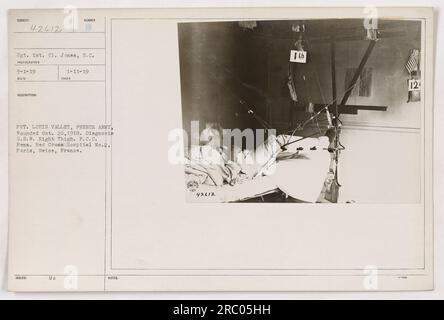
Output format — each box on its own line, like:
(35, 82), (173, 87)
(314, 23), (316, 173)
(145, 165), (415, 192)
(184, 123), (335, 203)
(184, 123), (306, 188)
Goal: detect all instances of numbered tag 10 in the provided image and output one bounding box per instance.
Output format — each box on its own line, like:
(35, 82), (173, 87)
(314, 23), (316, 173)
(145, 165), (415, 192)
(290, 50), (307, 63)
(408, 79), (421, 91)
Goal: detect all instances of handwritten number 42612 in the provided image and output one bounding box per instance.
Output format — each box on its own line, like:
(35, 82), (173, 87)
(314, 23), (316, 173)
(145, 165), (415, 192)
(30, 24), (63, 33)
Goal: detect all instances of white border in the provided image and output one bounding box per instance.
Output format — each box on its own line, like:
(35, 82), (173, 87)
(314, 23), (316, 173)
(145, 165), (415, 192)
(0, 0), (442, 299)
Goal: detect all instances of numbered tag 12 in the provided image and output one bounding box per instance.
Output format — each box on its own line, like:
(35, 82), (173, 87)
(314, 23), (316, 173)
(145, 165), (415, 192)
(408, 79), (421, 91)
(290, 50), (307, 63)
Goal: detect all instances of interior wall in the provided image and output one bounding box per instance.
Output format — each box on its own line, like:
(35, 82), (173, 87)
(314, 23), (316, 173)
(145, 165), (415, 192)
(314, 22), (422, 203)
(267, 23), (422, 203)
(178, 22), (268, 144)
(312, 22), (422, 128)
(338, 127), (421, 203)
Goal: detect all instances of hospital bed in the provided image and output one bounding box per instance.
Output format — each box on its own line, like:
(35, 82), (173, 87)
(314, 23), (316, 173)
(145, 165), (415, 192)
(185, 135), (332, 203)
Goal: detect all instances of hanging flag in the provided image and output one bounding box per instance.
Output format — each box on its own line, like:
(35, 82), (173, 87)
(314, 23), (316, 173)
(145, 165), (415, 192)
(405, 49), (420, 74)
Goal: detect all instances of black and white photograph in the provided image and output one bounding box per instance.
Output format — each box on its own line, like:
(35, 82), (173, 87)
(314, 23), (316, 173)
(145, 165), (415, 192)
(178, 19), (423, 203)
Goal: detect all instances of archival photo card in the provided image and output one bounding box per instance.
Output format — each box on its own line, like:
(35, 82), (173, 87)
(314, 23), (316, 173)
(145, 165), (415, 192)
(7, 7), (434, 292)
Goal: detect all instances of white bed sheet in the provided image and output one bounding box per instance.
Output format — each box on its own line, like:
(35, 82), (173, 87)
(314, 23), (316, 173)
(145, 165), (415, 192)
(185, 136), (331, 203)
(272, 135), (331, 203)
